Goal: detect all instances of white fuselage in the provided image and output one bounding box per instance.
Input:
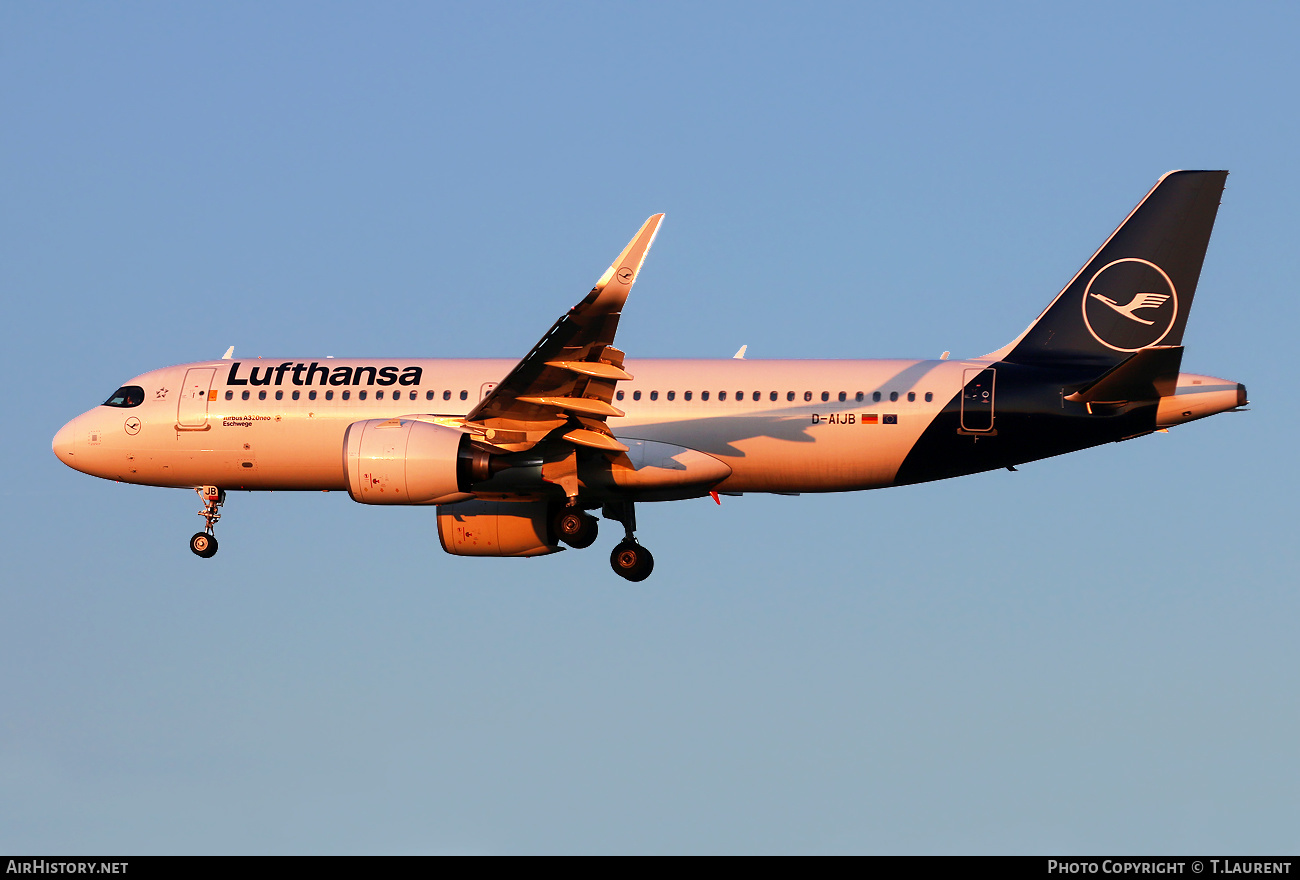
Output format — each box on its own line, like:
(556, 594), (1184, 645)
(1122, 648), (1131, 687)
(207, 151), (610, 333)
(53, 357), (978, 494)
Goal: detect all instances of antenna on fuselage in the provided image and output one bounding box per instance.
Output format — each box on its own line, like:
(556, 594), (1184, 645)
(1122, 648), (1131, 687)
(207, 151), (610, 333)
(221, 346), (235, 359)
(733, 345), (747, 359)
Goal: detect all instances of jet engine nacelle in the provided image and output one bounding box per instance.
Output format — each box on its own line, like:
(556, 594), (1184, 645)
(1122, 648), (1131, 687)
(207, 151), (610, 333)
(436, 500), (561, 557)
(344, 418), (489, 505)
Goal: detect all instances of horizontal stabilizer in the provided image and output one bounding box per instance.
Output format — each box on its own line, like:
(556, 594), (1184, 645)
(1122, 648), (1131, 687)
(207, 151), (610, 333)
(1064, 345), (1184, 403)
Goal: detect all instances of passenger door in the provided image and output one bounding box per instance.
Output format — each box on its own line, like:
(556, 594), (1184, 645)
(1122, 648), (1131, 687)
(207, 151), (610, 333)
(960, 367), (995, 433)
(177, 368), (216, 427)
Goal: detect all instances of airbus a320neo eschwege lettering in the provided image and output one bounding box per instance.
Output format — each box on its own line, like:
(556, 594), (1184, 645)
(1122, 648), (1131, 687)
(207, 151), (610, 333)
(53, 171), (1247, 581)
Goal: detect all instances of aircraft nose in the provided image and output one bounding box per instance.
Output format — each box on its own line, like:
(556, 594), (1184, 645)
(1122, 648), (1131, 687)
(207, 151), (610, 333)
(52, 420), (77, 464)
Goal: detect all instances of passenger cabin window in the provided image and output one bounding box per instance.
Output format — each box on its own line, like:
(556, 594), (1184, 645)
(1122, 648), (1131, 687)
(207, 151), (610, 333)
(103, 386), (145, 408)
(719, 391), (727, 401)
(225, 391), (233, 401)
(821, 391), (829, 402)
(736, 391), (743, 400)
(787, 391), (795, 402)
(908, 391), (916, 402)
(426, 390), (435, 400)
(443, 390), (451, 401)
(293, 391), (301, 401)
(375, 390), (383, 400)
(358, 390), (367, 400)
(258, 391), (267, 401)
(343, 391), (352, 400)
(616, 390), (625, 400)
(890, 391), (899, 402)
(873, 391), (882, 402)
(753, 391), (761, 402)
(925, 392), (933, 402)
(856, 392), (864, 402)
(650, 391), (659, 401)
(666, 391), (675, 401)
(838, 391), (846, 402)
(770, 391), (778, 402)
(804, 391), (812, 402)
(684, 391), (692, 401)
(309, 391), (317, 400)
(275, 390), (283, 401)
(633, 390), (642, 401)
(702, 391), (710, 401)
(241, 390), (250, 401)
(325, 391), (334, 400)
(460, 390), (468, 400)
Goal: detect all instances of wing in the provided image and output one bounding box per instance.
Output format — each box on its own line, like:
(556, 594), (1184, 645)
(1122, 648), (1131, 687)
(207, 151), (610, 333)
(463, 214), (664, 457)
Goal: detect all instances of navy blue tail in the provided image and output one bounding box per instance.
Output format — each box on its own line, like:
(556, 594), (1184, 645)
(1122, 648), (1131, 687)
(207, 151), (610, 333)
(1002, 170), (1228, 369)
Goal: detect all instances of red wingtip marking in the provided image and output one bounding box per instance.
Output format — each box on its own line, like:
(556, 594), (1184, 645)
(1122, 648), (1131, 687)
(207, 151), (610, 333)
(710, 490), (721, 505)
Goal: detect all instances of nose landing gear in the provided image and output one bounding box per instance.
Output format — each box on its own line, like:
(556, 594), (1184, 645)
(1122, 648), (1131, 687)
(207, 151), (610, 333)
(602, 500), (654, 582)
(190, 486), (224, 558)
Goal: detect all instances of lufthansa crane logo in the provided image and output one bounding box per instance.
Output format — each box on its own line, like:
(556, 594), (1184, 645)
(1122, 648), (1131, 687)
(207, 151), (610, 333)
(616, 266), (635, 284)
(1089, 291), (1171, 325)
(1081, 258), (1178, 352)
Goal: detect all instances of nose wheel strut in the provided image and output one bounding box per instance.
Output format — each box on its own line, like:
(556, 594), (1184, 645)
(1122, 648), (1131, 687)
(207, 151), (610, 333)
(190, 486), (224, 558)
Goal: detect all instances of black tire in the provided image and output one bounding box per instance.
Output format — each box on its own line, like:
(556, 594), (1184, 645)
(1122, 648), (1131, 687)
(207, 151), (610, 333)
(610, 540), (654, 582)
(554, 510), (598, 549)
(190, 532), (218, 558)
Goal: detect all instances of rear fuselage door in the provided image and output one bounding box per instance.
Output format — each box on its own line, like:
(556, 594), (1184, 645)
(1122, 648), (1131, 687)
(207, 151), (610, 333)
(178, 368), (216, 427)
(960, 367), (996, 433)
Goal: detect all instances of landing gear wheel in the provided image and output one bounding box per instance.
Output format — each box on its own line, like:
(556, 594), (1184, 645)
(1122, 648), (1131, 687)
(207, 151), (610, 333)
(610, 540), (654, 582)
(192, 487), (225, 558)
(190, 532), (218, 558)
(554, 509), (599, 549)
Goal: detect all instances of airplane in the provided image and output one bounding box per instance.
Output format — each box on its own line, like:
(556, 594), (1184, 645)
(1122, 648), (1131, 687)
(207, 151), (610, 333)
(52, 170), (1246, 581)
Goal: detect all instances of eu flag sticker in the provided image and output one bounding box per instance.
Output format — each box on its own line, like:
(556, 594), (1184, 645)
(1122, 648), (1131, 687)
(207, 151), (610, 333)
(882, 414), (898, 424)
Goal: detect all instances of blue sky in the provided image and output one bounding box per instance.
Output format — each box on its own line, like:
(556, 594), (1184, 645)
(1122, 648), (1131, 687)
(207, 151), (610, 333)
(3, 1), (1297, 853)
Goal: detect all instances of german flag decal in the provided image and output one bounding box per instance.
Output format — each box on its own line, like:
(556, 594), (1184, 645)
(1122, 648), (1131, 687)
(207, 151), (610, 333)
(861, 414), (879, 425)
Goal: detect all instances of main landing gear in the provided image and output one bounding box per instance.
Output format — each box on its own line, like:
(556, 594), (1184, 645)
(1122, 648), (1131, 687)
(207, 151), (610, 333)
(190, 486), (224, 559)
(552, 507), (599, 549)
(602, 500), (654, 582)
(551, 501), (653, 580)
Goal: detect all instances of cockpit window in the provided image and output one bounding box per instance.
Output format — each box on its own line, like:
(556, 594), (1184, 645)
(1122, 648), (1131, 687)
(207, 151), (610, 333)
(103, 386), (145, 408)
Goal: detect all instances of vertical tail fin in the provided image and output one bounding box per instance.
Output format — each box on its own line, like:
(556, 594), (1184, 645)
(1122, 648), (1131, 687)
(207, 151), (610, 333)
(998, 170), (1228, 367)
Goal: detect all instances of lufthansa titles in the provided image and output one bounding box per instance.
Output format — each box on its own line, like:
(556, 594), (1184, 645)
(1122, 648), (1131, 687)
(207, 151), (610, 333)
(225, 362), (423, 388)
